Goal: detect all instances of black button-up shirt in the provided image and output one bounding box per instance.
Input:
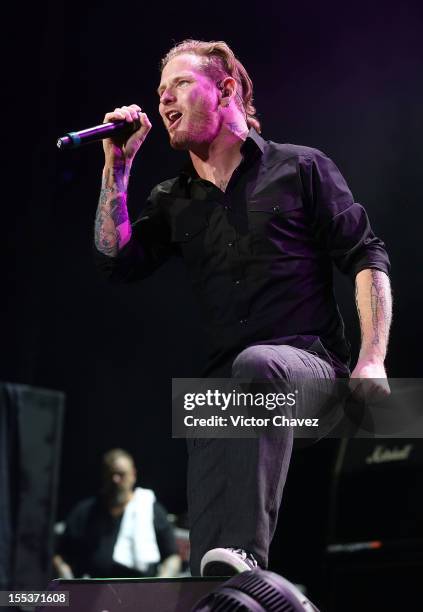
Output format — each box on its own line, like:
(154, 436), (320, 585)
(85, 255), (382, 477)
(95, 129), (390, 376)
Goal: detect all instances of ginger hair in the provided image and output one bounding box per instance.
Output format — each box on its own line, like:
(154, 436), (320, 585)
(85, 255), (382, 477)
(161, 39), (261, 133)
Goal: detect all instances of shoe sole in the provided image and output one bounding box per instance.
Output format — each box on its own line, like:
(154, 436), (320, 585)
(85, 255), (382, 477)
(201, 548), (256, 577)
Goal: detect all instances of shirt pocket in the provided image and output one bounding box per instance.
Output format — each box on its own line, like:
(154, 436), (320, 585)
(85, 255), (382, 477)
(247, 189), (305, 256)
(248, 155), (302, 211)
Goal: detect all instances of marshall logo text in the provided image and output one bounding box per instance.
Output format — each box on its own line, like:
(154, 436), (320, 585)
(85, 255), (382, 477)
(366, 444), (413, 464)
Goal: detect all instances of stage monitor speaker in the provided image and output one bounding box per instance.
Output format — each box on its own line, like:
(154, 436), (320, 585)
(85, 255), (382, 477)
(36, 577), (225, 612)
(0, 383), (65, 592)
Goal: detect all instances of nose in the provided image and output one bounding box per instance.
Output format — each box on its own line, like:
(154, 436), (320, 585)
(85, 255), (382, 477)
(160, 89), (176, 106)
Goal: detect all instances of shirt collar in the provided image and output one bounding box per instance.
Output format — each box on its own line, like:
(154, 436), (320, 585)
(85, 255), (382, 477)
(242, 126), (265, 154)
(179, 127), (265, 186)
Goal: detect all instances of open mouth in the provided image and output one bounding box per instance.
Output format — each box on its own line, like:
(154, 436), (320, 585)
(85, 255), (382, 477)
(166, 110), (183, 130)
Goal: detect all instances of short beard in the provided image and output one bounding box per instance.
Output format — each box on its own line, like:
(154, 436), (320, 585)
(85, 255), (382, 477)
(169, 112), (222, 151)
(169, 129), (191, 150)
(112, 490), (128, 505)
(103, 487), (130, 507)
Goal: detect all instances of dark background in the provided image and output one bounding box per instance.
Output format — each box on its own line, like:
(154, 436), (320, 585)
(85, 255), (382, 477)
(3, 0), (423, 605)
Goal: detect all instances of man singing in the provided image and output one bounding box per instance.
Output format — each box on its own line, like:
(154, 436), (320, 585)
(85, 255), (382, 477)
(94, 40), (392, 577)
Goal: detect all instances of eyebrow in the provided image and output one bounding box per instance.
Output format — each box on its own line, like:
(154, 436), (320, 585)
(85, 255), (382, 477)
(157, 73), (194, 96)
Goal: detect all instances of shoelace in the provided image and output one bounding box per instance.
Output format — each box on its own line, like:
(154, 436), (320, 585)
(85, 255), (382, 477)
(230, 548), (259, 567)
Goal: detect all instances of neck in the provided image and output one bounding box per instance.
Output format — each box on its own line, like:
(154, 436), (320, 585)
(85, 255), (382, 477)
(189, 121), (249, 192)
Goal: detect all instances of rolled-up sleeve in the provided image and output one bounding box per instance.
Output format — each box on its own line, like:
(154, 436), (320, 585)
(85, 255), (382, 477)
(300, 150), (390, 280)
(94, 186), (174, 283)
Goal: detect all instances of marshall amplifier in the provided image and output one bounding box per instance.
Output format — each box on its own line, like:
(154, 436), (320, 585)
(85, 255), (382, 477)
(327, 438), (423, 545)
(325, 438), (423, 612)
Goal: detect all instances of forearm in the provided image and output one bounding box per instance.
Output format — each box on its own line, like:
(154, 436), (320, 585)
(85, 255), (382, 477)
(157, 554), (181, 578)
(52, 554), (74, 579)
(355, 268), (393, 363)
(94, 163), (132, 257)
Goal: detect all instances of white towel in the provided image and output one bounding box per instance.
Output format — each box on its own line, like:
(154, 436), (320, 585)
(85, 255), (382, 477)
(112, 487), (161, 572)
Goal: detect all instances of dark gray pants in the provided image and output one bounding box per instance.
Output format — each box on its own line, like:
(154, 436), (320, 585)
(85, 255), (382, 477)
(187, 344), (338, 575)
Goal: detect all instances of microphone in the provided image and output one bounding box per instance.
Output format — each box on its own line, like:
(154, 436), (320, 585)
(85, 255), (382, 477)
(56, 114), (142, 150)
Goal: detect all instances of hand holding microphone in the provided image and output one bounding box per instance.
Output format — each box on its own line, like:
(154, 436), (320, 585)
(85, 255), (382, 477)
(57, 103), (152, 165)
(102, 104), (152, 165)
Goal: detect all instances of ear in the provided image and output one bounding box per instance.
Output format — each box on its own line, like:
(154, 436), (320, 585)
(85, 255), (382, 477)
(219, 77), (237, 106)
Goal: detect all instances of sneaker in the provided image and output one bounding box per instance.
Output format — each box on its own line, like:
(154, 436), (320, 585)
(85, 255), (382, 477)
(200, 547), (259, 576)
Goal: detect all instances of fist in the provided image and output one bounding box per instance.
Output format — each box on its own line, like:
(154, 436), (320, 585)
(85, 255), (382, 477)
(103, 103), (152, 163)
(349, 359), (391, 403)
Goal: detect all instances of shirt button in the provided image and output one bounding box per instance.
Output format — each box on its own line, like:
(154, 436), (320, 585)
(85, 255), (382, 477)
(223, 204), (232, 211)
(184, 232), (190, 238)
(227, 241), (234, 248)
(234, 279), (241, 285)
(239, 318), (248, 324)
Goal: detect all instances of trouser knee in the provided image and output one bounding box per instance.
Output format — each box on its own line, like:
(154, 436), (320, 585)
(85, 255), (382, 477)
(232, 345), (291, 380)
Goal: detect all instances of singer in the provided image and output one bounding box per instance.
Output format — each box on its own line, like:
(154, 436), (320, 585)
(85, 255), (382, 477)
(93, 40), (392, 576)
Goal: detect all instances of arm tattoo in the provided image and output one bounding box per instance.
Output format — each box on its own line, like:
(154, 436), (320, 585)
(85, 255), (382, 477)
(370, 269), (388, 346)
(355, 283), (363, 342)
(355, 269), (392, 359)
(94, 166), (131, 257)
(110, 197), (129, 226)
